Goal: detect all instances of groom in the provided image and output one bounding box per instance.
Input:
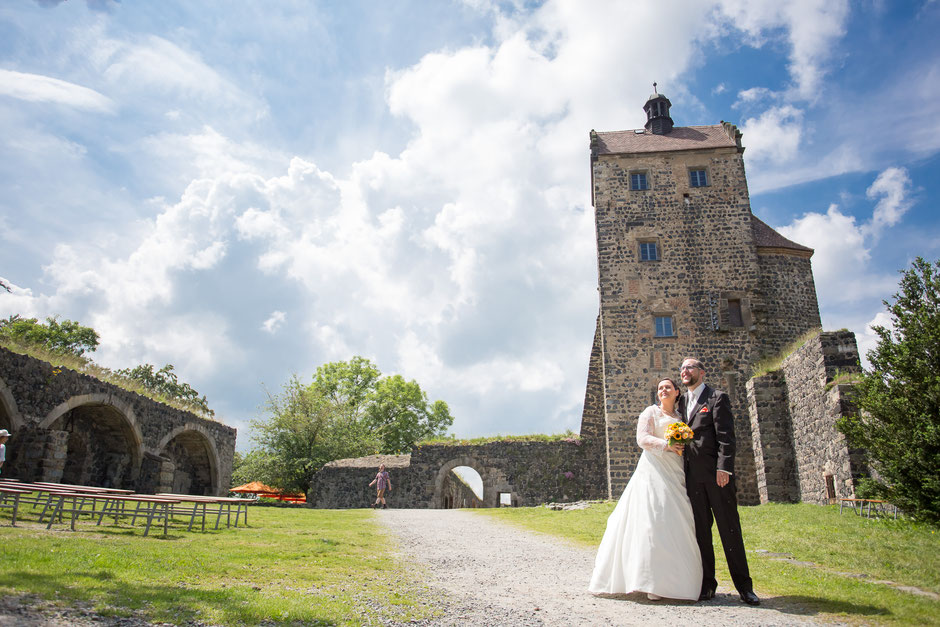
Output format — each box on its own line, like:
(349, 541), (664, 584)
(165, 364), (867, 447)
(679, 358), (760, 606)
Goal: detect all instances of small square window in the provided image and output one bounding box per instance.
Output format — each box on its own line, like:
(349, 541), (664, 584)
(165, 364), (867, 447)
(630, 172), (649, 191)
(689, 169), (708, 187)
(654, 316), (674, 337)
(639, 241), (659, 261)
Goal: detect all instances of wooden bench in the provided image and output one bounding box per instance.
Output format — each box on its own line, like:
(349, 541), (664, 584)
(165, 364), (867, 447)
(839, 498), (898, 519)
(156, 493), (250, 529)
(0, 486), (34, 526)
(43, 492), (182, 536)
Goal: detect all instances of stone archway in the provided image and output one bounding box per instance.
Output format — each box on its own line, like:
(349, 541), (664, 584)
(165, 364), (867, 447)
(0, 376), (23, 433)
(441, 466), (484, 509)
(41, 394), (144, 489)
(155, 425), (220, 495)
(0, 376), (24, 478)
(432, 456), (516, 508)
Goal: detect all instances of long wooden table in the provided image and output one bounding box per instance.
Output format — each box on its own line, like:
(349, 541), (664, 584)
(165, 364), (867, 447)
(0, 480), (181, 535)
(0, 480), (252, 535)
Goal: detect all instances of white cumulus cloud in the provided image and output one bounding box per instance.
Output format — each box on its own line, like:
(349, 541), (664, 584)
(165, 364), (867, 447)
(261, 311), (286, 334)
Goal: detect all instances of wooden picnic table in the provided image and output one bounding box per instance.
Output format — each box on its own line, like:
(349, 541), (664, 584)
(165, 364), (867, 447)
(0, 481), (250, 534)
(29, 481), (135, 494)
(839, 497), (898, 519)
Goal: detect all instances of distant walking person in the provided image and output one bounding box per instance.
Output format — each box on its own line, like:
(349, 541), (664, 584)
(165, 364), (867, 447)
(0, 429), (10, 475)
(369, 464), (391, 509)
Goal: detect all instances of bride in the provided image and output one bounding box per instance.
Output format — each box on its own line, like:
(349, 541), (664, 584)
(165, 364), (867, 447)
(588, 377), (703, 601)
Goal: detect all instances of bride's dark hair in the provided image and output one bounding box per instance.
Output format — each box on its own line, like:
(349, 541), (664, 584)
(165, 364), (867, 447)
(657, 378), (681, 405)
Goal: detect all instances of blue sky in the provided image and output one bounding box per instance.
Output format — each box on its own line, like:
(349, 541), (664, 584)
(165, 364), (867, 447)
(1, 0), (938, 450)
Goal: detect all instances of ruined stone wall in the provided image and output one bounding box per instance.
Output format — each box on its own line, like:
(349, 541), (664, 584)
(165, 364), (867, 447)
(780, 331), (863, 504)
(591, 146), (762, 503)
(578, 318), (611, 497)
(746, 372), (798, 503)
(754, 253), (821, 359)
(0, 347), (236, 495)
(308, 439), (605, 509)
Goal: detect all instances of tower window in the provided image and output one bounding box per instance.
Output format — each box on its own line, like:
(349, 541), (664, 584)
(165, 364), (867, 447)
(689, 169), (708, 187)
(630, 172), (649, 191)
(728, 299), (743, 327)
(639, 241), (659, 261)
(654, 316), (674, 337)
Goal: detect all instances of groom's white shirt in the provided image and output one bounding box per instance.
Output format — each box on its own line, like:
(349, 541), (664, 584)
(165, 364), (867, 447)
(686, 383), (705, 421)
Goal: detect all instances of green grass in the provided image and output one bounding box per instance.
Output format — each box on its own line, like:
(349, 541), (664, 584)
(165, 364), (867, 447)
(0, 506), (436, 626)
(475, 502), (940, 625)
(750, 327), (822, 377)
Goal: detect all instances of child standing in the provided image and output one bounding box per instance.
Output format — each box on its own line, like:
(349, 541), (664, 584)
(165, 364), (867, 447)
(0, 429), (10, 475)
(368, 464), (391, 509)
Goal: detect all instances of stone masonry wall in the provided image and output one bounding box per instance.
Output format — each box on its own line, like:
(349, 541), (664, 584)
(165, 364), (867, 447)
(592, 145), (763, 504)
(578, 317), (612, 497)
(777, 331), (864, 504)
(754, 254), (821, 360)
(0, 347), (236, 495)
(308, 439), (605, 509)
(746, 372), (799, 503)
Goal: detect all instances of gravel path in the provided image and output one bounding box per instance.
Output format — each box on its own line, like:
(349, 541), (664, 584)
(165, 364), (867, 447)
(379, 509), (827, 626)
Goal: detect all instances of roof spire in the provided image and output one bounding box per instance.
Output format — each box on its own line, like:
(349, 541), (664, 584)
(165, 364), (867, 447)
(643, 86), (673, 135)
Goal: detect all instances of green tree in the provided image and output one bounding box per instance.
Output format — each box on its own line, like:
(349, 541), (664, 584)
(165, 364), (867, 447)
(244, 357), (454, 493)
(247, 375), (379, 494)
(838, 257), (940, 524)
(366, 375), (454, 454)
(311, 356), (382, 418)
(0, 315), (99, 356)
(115, 363), (213, 417)
(230, 450), (274, 489)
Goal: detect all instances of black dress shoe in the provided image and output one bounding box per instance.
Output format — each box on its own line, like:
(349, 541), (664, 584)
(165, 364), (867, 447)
(739, 591), (760, 606)
(698, 588), (715, 601)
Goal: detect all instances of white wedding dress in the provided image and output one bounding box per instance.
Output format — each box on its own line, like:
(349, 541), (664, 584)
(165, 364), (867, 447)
(588, 405), (703, 600)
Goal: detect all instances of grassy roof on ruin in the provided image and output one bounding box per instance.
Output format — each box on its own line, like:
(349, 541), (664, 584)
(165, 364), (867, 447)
(417, 431), (581, 447)
(324, 454), (412, 469)
(750, 327), (823, 377)
(0, 339), (219, 422)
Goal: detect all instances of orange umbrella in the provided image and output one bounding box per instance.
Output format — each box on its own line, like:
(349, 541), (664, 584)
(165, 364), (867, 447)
(230, 481), (306, 502)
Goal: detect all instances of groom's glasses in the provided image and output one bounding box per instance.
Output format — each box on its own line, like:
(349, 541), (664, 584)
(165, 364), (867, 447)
(679, 365), (701, 371)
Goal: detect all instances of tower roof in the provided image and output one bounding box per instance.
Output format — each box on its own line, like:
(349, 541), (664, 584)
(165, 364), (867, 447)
(751, 215), (813, 257)
(592, 124), (740, 155)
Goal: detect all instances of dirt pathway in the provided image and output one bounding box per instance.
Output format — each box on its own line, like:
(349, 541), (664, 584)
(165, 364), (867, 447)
(378, 509), (827, 626)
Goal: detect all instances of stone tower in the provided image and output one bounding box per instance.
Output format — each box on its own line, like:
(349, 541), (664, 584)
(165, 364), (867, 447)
(580, 89), (822, 504)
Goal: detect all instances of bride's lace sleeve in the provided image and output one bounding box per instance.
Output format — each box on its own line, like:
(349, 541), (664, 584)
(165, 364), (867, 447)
(636, 406), (667, 451)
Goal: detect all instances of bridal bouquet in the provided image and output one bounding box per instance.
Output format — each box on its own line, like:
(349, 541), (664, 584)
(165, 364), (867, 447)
(665, 422), (694, 455)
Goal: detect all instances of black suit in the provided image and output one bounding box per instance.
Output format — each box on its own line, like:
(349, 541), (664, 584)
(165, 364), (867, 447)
(680, 384), (753, 596)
